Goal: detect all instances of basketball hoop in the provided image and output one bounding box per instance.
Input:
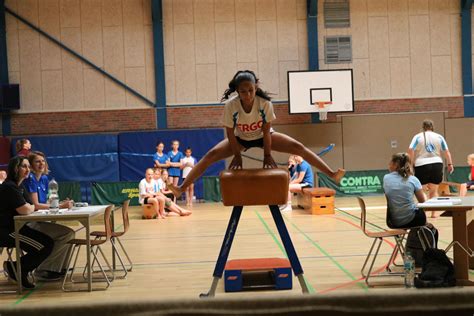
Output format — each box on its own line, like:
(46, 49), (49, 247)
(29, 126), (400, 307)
(313, 101), (332, 121)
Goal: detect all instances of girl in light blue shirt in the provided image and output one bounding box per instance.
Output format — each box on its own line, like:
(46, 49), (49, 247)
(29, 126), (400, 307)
(383, 153), (427, 228)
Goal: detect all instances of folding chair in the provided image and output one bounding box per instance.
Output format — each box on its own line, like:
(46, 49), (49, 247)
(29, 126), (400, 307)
(0, 247), (17, 294)
(62, 205), (114, 291)
(90, 200), (133, 279)
(357, 197), (408, 286)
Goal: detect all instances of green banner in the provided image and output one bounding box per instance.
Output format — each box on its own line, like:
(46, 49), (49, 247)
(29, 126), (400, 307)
(318, 166), (472, 196)
(58, 182), (81, 202)
(91, 182), (140, 206)
(203, 176), (221, 202)
(318, 170), (387, 196)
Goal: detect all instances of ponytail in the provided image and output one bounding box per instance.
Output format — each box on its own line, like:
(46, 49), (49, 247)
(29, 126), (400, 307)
(391, 153), (413, 179)
(221, 70), (272, 102)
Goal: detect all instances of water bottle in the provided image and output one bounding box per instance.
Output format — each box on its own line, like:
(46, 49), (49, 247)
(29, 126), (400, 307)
(404, 252), (415, 288)
(48, 178), (59, 212)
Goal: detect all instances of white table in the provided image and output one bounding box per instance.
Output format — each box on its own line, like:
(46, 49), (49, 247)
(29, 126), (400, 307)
(14, 205), (112, 294)
(418, 196), (474, 286)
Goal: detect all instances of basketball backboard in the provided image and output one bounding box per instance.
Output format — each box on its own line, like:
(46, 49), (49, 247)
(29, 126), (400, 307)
(287, 69), (354, 114)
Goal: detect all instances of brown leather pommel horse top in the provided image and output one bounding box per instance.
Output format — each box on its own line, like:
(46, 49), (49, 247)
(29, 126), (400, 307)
(219, 168), (289, 206)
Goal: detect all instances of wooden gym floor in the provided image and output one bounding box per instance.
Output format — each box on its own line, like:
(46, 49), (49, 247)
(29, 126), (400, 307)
(1, 195), (473, 306)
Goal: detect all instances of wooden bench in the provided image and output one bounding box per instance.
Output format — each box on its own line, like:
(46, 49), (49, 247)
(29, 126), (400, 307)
(297, 187), (336, 215)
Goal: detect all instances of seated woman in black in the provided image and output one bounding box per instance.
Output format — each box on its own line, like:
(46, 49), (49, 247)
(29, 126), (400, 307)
(0, 156), (53, 289)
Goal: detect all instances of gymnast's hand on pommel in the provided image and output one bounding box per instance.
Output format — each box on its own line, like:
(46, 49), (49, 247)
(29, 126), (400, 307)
(263, 154), (277, 169)
(229, 154), (243, 170)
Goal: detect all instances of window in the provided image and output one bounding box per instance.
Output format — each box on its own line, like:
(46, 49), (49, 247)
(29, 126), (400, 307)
(324, 36), (352, 64)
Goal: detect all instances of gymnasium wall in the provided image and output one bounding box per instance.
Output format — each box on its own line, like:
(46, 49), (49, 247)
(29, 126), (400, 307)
(4, 0), (154, 113)
(1, 0), (470, 136)
(233, 115), (474, 172)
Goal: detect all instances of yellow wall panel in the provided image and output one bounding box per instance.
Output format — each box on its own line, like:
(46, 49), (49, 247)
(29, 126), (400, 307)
(297, 19), (308, 70)
(352, 58), (370, 99)
(125, 67), (147, 108)
(144, 25), (154, 68)
(60, 0), (81, 28)
(81, 26), (104, 68)
(215, 0), (235, 23)
(256, 0), (276, 21)
(237, 62), (258, 73)
(409, 15), (432, 96)
(143, 0), (152, 25)
(408, 0), (429, 15)
(257, 20), (279, 96)
(62, 67), (84, 110)
(236, 1), (257, 63)
(101, 0), (122, 27)
(124, 24), (145, 67)
(162, 0), (174, 66)
(450, 14), (462, 96)
(390, 57), (411, 97)
(103, 26), (125, 70)
(174, 23), (197, 103)
(105, 69), (126, 109)
(445, 118), (474, 166)
(431, 55), (452, 96)
(350, 0), (369, 59)
(196, 64), (218, 102)
(279, 61), (299, 100)
(296, 0), (306, 20)
(60, 27), (82, 69)
(429, 0), (451, 56)
(19, 29), (42, 112)
(367, 0), (387, 17)
(388, 0), (409, 57)
(6, 26), (19, 72)
(42, 70), (64, 110)
(277, 0), (298, 61)
(172, 0), (193, 24)
(165, 65), (176, 104)
(145, 67), (155, 102)
(8, 71), (20, 84)
(39, 0), (62, 71)
(83, 68), (105, 109)
(216, 22), (237, 98)
(17, 0), (38, 30)
(194, 22), (216, 64)
(123, 0), (144, 25)
(369, 58), (391, 98)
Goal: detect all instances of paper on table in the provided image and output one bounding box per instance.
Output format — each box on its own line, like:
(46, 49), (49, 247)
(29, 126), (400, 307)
(418, 201), (453, 207)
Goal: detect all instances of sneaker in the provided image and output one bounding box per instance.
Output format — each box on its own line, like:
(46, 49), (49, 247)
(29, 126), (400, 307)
(281, 205), (293, 212)
(35, 270), (63, 281)
(279, 204), (288, 210)
(3, 261), (16, 282)
(3, 261), (35, 289)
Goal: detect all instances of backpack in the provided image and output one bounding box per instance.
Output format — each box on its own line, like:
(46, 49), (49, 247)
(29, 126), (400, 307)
(414, 248), (456, 288)
(405, 225), (438, 267)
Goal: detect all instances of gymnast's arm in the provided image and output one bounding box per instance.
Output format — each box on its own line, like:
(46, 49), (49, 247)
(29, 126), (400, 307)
(262, 122), (277, 168)
(227, 127), (242, 169)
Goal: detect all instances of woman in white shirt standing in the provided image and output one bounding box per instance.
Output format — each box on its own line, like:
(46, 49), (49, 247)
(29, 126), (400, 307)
(408, 120), (454, 218)
(181, 147), (196, 207)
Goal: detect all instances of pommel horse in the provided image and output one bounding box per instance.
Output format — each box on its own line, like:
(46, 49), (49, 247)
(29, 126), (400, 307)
(200, 168), (309, 297)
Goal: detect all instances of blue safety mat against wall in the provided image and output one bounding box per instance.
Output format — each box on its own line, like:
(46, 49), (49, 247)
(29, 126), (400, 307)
(119, 128), (226, 199)
(11, 134), (120, 183)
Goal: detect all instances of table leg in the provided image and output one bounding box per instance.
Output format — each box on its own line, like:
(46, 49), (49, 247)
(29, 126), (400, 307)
(111, 208), (116, 270)
(86, 218), (92, 292)
(452, 212), (474, 285)
(14, 221), (24, 294)
(468, 220), (474, 269)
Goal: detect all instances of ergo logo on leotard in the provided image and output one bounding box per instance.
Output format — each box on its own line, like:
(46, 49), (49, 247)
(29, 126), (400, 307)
(237, 120), (263, 132)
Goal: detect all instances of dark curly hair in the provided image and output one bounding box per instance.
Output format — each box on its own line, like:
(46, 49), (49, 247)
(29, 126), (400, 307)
(221, 70), (271, 102)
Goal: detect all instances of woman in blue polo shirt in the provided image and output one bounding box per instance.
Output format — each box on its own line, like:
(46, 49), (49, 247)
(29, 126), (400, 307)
(23, 151), (75, 281)
(167, 140), (184, 187)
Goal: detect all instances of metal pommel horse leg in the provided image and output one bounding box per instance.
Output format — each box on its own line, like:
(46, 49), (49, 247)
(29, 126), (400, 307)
(200, 169), (309, 298)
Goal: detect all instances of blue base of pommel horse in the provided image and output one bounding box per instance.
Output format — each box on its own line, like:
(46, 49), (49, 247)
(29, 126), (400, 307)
(200, 168), (309, 298)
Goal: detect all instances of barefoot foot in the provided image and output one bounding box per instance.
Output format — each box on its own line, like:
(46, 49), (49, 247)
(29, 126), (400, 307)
(332, 168), (346, 185)
(168, 183), (183, 198)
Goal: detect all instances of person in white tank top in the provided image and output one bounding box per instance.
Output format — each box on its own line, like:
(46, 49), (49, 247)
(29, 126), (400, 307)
(181, 147), (197, 206)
